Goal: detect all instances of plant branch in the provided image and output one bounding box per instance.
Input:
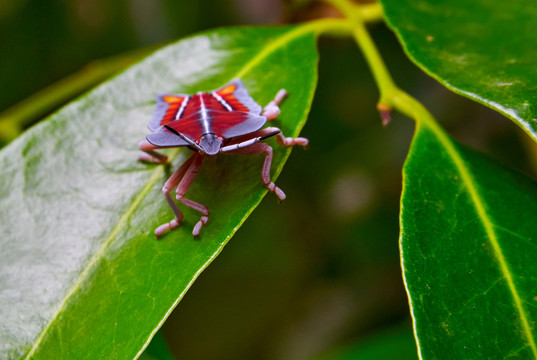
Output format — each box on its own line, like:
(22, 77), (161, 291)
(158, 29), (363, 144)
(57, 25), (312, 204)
(354, 2), (384, 23)
(323, 0), (436, 126)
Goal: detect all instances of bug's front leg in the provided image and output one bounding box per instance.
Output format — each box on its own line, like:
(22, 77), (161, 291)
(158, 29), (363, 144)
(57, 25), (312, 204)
(175, 153), (209, 237)
(264, 127), (308, 148)
(226, 143), (286, 201)
(138, 140), (168, 164)
(262, 89), (287, 121)
(154, 154), (196, 238)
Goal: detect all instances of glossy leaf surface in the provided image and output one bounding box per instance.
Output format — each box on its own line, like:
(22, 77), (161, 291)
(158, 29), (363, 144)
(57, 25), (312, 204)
(380, 0), (537, 141)
(0, 26), (318, 359)
(401, 122), (537, 358)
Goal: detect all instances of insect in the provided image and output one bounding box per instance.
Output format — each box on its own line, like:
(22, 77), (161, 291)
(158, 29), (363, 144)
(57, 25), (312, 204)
(139, 79), (308, 238)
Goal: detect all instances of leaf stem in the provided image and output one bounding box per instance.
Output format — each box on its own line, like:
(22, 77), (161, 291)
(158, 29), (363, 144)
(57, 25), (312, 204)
(353, 2), (384, 23)
(322, 0), (448, 129)
(323, 0), (399, 119)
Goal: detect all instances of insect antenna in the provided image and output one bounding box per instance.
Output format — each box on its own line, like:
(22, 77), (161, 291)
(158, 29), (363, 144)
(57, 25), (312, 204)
(220, 129), (282, 152)
(164, 125), (204, 153)
(258, 130), (281, 141)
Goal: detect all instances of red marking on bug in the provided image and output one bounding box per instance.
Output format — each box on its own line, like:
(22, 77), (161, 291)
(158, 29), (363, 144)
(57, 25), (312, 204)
(215, 85), (249, 112)
(209, 111), (249, 135)
(139, 79), (309, 238)
(159, 95), (187, 126)
(164, 112), (205, 143)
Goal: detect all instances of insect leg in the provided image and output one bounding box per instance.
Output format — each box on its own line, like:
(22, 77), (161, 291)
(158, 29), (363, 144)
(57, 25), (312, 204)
(222, 127), (309, 152)
(138, 140), (168, 164)
(226, 143), (286, 201)
(262, 126), (309, 148)
(175, 154), (209, 237)
(262, 89), (287, 121)
(154, 154), (196, 238)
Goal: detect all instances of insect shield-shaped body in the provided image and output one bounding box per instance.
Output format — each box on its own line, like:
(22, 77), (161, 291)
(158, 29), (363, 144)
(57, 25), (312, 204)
(139, 79), (308, 238)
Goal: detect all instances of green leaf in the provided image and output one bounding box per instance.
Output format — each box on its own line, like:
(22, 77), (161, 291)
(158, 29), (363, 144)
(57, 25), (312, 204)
(379, 0), (537, 141)
(0, 25), (318, 359)
(401, 120), (537, 358)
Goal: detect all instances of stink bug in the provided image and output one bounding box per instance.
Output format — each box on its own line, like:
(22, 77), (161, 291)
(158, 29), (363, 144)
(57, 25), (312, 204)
(139, 79), (308, 238)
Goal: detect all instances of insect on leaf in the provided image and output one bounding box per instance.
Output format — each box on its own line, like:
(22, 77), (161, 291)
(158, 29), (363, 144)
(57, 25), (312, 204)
(0, 26), (318, 359)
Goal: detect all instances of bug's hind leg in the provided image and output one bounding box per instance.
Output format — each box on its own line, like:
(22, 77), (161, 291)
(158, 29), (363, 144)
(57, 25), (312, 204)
(175, 154), (209, 237)
(139, 140), (168, 164)
(262, 89), (287, 121)
(227, 143), (286, 201)
(154, 154), (196, 238)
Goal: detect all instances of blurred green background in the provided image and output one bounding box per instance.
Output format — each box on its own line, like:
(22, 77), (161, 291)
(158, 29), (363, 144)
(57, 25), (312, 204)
(2, 0), (534, 359)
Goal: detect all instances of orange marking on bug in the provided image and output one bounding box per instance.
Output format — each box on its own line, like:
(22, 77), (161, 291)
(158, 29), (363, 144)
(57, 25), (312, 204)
(163, 95), (183, 103)
(217, 84), (236, 95)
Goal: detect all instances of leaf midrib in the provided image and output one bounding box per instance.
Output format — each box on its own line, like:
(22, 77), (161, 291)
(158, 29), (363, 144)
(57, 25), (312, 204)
(22, 22), (325, 360)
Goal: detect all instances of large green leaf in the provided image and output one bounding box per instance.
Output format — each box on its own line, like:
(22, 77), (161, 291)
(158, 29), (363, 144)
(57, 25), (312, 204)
(401, 120), (537, 358)
(380, 0), (537, 141)
(0, 25), (318, 359)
